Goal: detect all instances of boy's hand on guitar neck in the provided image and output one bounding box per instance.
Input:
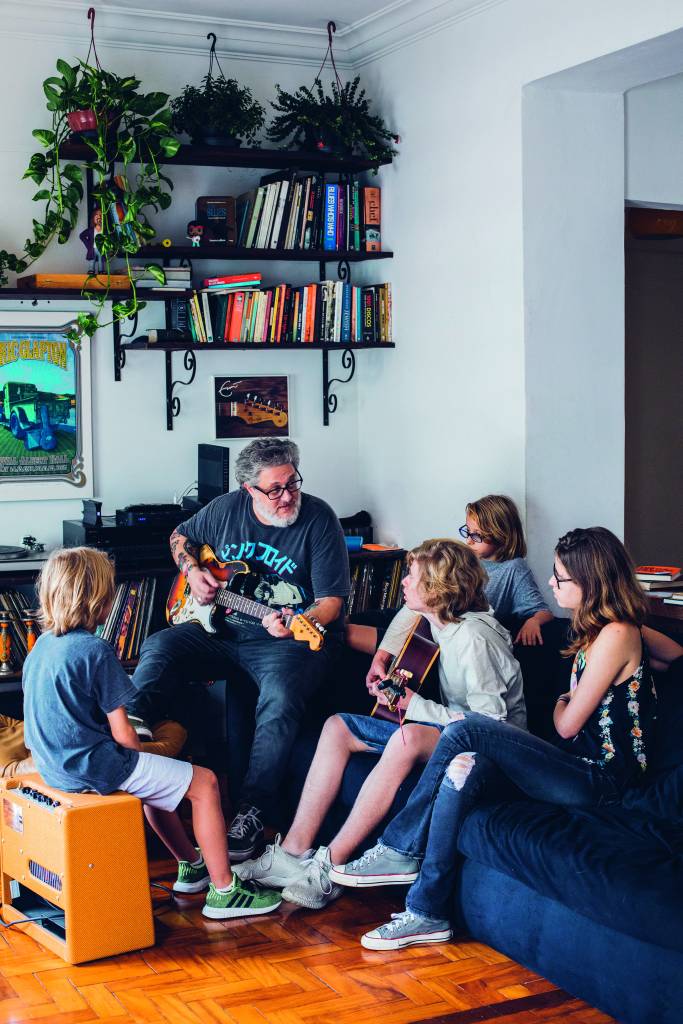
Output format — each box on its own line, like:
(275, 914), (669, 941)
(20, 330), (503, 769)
(186, 566), (221, 606)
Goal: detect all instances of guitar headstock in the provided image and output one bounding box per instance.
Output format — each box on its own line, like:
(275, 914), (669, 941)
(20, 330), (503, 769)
(290, 614), (326, 651)
(234, 398), (288, 428)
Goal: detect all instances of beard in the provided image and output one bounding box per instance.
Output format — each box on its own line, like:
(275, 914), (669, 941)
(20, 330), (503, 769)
(256, 491), (302, 528)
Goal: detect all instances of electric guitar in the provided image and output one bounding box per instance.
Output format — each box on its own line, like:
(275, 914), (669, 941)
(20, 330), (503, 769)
(166, 544), (325, 651)
(371, 616), (440, 721)
(216, 397), (288, 428)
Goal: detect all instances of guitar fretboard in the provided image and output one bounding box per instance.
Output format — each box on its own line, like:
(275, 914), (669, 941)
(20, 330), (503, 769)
(214, 586), (292, 626)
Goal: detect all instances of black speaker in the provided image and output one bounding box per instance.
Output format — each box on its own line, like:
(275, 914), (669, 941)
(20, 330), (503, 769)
(198, 444), (230, 504)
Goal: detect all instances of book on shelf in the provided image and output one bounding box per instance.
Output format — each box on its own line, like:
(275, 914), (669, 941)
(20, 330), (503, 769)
(96, 577), (157, 662)
(663, 593), (683, 605)
(161, 281), (393, 345)
(346, 553), (406, 615)
(362, 186), (381, 252)
(639, 578), (683, 591)
(635, 565), (681, 582)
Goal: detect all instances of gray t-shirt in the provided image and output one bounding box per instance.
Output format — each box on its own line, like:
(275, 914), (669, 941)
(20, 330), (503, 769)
(177, 488), (350, 630)
(482, 557), (550, 625)
(22, 629), (139, 794)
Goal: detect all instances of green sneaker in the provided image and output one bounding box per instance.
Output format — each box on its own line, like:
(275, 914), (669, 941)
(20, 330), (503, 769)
(202, 876), (282, 919)
(173, 849), (210, 894)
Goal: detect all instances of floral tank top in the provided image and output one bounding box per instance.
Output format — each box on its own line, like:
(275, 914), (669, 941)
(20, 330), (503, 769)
(567, 637), (657, 783)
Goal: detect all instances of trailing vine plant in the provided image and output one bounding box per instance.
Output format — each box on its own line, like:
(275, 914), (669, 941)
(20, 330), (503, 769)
(0, 52), (179, 340)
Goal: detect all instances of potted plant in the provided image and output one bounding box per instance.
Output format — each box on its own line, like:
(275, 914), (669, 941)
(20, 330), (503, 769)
(0, 58), (180, 338)
(171, 74), (265, 147)
(267, 76), (399, 167)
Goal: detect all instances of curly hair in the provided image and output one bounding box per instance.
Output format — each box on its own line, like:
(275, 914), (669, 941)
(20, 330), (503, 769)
(37, 547), (115, 636)
(555, 527), (648, 655)
(408, 538), (489, 622)
(234, 438), (300, 486)
(465, 494), (526, 560)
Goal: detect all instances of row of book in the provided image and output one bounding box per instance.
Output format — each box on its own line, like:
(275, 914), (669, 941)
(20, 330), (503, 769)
(348, 557), (406, 616)
(133, 265), (192, 291)
(96, 577), (157, 663)
(168, 279), (393, 345)
(235, 173), (381, 253)
(0, 589), (32, 667)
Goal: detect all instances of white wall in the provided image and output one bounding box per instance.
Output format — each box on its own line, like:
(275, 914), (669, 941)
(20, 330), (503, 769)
(626, 72), (683, 205)
(0, 34), (363, 549)
(354, 0), (683, 574)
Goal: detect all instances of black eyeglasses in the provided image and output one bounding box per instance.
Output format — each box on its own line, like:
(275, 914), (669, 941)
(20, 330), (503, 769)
(552, 564), (573, 586)
(252, 473), (303, 502)
(459, 525), (485, 544)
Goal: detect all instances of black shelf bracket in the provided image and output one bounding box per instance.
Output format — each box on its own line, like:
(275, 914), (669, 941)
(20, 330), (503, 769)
(323, 348), (356, 425)
(166, 349), (197, 430)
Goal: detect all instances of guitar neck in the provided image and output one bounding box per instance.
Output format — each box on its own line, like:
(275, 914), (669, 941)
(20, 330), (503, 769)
(214, 586), (292, 625)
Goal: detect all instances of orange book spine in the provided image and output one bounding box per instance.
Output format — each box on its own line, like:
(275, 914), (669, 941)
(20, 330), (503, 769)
(362, 187), (381, 252)
(228, 292), (245, 342)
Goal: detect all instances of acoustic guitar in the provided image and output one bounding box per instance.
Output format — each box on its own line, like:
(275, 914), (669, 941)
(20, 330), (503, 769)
(371, 616), (440, 721)
(166, 544), (325, 651)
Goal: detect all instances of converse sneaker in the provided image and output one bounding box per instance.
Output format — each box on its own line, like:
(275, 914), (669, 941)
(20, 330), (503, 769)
(281, 846), (344, 909)
(233, 834), (309, 888)
(228, 804), (264, 863)
(127, 714), (153, 742)
(173, 849), (210, 894)
(328, 843), (419, 887)
(202, 876), (282, 919)
(361, 909), (452, 950)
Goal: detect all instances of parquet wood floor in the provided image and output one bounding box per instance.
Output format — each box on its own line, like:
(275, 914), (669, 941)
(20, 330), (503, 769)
(0, 857), (617, 1024)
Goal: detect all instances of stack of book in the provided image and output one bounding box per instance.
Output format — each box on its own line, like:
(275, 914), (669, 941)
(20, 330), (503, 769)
(235, 173), (381, 253)
(169, 278), (392, 345)
(635, 565), (683, 603)
(131, 265), (192, 290)
(97, 578), (157, 663)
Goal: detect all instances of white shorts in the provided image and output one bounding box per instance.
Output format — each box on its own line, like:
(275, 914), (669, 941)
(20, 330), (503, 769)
(119, 751), (193, 812)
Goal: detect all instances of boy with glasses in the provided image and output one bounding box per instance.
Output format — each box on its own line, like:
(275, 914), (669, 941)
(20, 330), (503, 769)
(127, 438), (350, 862)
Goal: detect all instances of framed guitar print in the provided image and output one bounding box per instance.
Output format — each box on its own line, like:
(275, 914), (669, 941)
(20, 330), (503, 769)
(0, 312), (93, 500)
(213, 375), (290, 439)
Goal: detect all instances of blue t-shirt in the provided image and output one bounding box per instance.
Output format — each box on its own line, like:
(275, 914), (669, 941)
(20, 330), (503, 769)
(482, 557), (550, 625)
(177, 488), (350, 631)
(22, 629), (139, 794)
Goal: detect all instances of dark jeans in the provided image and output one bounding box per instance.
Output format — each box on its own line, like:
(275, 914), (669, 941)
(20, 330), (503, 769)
(128, 622), (333, 817)
(381, 712), (623, 921)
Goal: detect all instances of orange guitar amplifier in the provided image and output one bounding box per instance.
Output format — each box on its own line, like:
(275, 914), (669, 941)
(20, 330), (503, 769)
(0, 774), (155, 964)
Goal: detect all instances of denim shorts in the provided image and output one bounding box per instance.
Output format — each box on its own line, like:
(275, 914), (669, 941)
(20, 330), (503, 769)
(338, 712), (442, 754)
(119, 751), (193, 812)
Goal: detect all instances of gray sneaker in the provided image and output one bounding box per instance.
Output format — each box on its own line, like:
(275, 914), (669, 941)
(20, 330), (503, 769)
(281, 847), (344, 909)
(232, 834), (308, 888)
(361, 910), (452, 950)
(328, 843), (419, 887)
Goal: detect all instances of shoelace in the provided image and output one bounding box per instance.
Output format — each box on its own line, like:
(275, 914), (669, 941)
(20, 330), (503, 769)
(349, 843), (386, 870)
(229, 808), (261, 839)
(305, 853), (333, 895)
(381, 910), (417, 934)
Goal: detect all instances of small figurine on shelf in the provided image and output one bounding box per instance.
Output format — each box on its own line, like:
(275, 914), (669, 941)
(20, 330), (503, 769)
(187, 220), (204, 248)
(79, 207), (105, 274)
(0, 612), (13, 675)
(161, 238), (173, 249)
(20, 610), (39, 653)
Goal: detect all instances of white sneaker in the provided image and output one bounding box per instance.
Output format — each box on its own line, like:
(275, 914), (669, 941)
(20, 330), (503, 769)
(232, 834), (308, 888)
(281, 847), (344, 909)
(328, 842), (419, 887)
(361, 910), (452, 950)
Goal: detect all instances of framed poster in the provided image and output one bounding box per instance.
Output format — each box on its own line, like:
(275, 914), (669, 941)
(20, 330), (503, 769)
(213, 375), (290, 439)
(0, 315), (93, 500)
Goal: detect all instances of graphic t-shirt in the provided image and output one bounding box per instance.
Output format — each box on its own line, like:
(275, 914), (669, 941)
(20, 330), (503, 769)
(176, 488), (350, 630)
(23, 629), (139, 794)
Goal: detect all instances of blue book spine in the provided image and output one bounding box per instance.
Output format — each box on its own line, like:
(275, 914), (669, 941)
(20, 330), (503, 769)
(323, 185), (338, 250)
(341, 282), (352, 342)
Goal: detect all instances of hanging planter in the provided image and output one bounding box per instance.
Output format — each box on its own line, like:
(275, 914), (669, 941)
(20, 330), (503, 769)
(171, 34), (265, 147)
(267, 22), (399, 168)
(0, 7), (180, 339)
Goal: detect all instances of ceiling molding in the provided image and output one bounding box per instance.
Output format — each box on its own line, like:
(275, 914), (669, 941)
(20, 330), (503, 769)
(3, 0), (511, 68)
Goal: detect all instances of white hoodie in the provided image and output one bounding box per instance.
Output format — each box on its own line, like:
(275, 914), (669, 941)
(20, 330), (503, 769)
(381, 606), (527, 729)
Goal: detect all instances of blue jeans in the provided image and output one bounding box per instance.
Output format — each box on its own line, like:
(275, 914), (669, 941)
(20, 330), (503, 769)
(381, 712), (622, 921)
(128, 622), (333, 816)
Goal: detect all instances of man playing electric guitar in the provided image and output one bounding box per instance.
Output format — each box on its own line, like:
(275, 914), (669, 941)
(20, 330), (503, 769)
(127, 438), (350, 861)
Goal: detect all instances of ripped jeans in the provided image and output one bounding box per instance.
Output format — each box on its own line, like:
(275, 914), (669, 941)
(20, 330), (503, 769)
(380, 712), (622, 921)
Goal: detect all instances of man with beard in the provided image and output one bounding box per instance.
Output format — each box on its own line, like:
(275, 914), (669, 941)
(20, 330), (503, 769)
(127, 438), (349, 860)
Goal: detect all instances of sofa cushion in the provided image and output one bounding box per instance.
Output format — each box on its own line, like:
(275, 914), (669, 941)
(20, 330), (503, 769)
(458, 800), (683, 953)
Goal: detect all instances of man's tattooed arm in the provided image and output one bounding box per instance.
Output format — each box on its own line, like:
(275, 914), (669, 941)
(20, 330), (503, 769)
(170, 528), (200, 578)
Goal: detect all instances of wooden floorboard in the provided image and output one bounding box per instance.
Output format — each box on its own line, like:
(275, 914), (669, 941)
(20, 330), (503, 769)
(0, 858), (617, 1024)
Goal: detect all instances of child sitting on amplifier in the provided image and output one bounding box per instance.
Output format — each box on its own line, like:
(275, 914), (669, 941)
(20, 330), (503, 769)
(22, 547), (281, 921)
